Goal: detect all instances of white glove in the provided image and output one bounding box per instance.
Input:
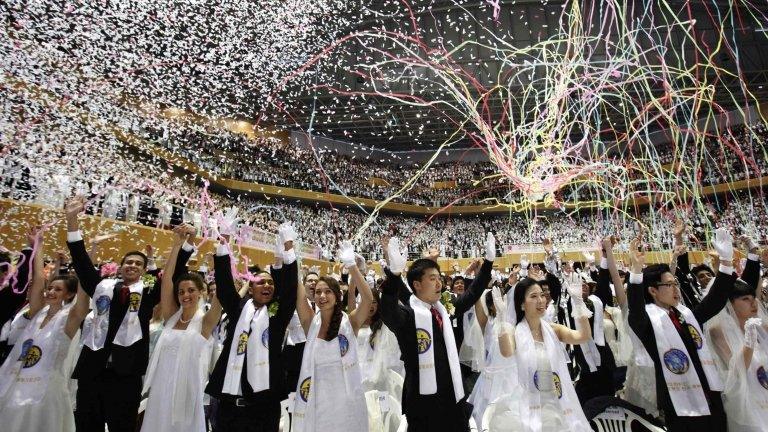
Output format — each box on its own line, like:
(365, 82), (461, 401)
(387, 237), (408, 274)
(484, 232), (496, 262)
(273, 234), (284, 266)
(566, 277), (592, 319)
(583, 251), (595, 265)
(355, 253), (367, 273)
(338, 240), (356, 269)
(491, 286), (508, 327)
(740, 235), (759, 253)
(745, 317), (762, 349)
(278, 222), (297, 243)
(219, 206), (240, 236)
(519, 255), (529, 277)
(713, 227), (734, 263)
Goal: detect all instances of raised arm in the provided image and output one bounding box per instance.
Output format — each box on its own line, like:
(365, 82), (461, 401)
(694, 228), (735, 324)
(273, 227), (299, 330)
(346, 252), (373, 335)
(64, 196), (102, 296)
(26, 226), (46, 318)
(601, 236), (627, 308)
(379, 236), (410, 331)
(626, 236), (652, 337)
(553, 278), (592, 345)
(454, 234), (496, 314)
(212, 239), (241, 316)
(65, 284), (90, 339)
(201, 287), (223, 339)
(737, 235), (761, 290)
(160, 226), (187, 321)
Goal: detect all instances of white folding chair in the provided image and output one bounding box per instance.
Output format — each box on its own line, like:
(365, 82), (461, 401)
(591, 406), (666, 432)
(387, 369), (404, 403)
(380, 393), (403, 432)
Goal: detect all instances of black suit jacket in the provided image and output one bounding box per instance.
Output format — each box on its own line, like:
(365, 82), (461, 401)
(67, 238), (192, 379)
(205, 254), (298, 403)
(380, 268), (466, 419)
(627, 269), (734, 416)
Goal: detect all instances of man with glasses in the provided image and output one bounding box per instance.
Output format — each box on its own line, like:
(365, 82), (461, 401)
(627, 230), (735, 432)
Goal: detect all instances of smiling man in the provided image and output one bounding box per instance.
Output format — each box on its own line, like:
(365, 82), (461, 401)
(64, 196), (193, 432)
(380, 234), (495, 432)
(205, 223), (299, 432)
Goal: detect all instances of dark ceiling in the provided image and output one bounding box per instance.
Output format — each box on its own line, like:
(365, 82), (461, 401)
(266, 0), (768, 151)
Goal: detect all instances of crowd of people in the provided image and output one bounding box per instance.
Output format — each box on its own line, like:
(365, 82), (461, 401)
(1, 196), (768, 432)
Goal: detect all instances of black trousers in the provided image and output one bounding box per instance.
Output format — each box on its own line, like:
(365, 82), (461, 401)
(282, 342), (304, 391)
(214, 396), (281, 432)
(75, 370), (142, 432)
(664, 391), (727, 432)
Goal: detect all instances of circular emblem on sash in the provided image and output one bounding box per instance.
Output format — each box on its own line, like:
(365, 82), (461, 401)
(416, 328), (432, 354)
(261, 328), (269, 348)
(237, 331), (249, 355)
(128, 292), (142, 312)
(95, 295), (111, 315)
(663, 349), (690, 375)
(23, 345), (42, 368)
(299, 377), (311, 402)
(757, 366), (768, 390)
(18, 339), (33, 361)
(552, 372), (563, 399)
(687, 324), (703, 349)
(338, 334), (349, 357)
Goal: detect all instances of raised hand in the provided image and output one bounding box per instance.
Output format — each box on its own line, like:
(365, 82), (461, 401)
(484, 232), (496, 261)
(338, 240), (356, 268)
(386, 237), (408, 274)
(64, 196), (86, 231)
(543, 237), (554, 255)
(737, 234), (759, 255)
(26, 225), (44, 247)
(491, 285), (508, 322)
(712, 227), (734, 263)
(629, 237), (645, 273)
(278, 222), (297, 244)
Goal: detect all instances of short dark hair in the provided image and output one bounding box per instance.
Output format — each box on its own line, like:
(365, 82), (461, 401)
(0, 251), (11, 265)
(642, 263), (672, 304)
(690, 264), (714, 278)
(452, 275), (465, 285)
(407, 258), (441, 289)
(121, 251), (148, 268)
(303, 271), (319, 283)
(729, 278), (756, 301)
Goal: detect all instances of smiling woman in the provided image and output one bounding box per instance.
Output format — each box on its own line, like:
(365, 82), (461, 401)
(140, 223), (222, 432)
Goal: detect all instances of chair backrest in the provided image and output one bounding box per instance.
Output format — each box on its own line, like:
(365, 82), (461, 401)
(591, 406), (666, 432)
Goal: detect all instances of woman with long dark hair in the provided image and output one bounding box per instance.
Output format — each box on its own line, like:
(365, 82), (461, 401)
(140, 224), (222, 432)
(0, 226), (89, 431)
(510, 276), (592, 431)
(293, 241), (373, 432)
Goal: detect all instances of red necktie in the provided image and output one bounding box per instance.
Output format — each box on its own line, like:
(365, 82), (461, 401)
(119, 285), (130, 305)
(431, 307), (443, 330)
(669, 309), (682, 331)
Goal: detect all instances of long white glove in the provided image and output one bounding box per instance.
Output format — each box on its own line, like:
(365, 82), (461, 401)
(219, 206), (240, 236)
(278, 221), (297, 243)
(491, 286), (508, 327)
(355, 253), (367, 274)
(519, 255), (529, 278)
(484, 232), (497, 262)
(567, 278), (592, 319)
(338, 240), (356, 269)
(583, 250), (595, 265)
(278, 222), (297, 265)
(272, 234), (284, 268)
(713, 227), (734, 263)
(745, 317), (762, 349)
(387, 237), (408, 274)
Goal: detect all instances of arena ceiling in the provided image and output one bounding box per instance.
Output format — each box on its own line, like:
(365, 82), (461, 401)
(264, 0), (768, 151)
